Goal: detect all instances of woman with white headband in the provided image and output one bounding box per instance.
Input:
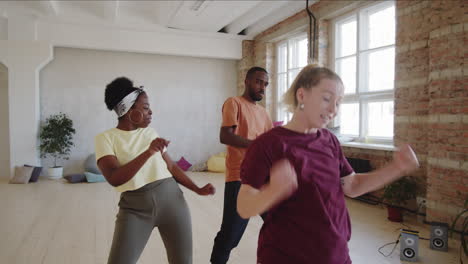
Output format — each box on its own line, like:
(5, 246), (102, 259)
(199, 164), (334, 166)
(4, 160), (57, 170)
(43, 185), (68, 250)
(95, 77), (215, 264)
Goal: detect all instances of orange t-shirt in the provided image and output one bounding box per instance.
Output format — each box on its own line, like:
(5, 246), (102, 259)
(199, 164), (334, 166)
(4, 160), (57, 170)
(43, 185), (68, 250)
(221, 96), (273, 182)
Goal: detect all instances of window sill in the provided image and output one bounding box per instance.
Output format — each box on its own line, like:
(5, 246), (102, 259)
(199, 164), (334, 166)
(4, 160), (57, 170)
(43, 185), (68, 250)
(340, 141), (396, 151)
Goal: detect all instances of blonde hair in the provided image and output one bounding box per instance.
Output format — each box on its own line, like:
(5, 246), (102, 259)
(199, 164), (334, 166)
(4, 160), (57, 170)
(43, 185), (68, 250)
(282, 64), (343, 113)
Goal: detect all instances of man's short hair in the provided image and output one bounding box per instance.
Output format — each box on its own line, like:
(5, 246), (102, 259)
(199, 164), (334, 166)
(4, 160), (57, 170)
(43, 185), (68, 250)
(246, 67), (268, 79)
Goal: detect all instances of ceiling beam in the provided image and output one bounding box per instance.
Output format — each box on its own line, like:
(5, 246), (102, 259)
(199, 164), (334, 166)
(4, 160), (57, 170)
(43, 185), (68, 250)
(246, 1), (309, 38)
(36, 20), (247, 60)
(224, 1), (288, 34)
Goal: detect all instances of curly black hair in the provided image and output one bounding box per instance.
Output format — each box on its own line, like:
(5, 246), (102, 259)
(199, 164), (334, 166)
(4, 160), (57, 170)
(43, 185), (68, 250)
(104, 77), (139, 110)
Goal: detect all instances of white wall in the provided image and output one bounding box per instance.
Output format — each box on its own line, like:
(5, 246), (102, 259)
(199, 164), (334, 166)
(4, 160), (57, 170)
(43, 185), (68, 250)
(0, 17), (7, 40)
(0, 13), (243, 179)
(40, 47), (237, 174)
(0, 63), (9, 179)
(0, 41), (52, 179)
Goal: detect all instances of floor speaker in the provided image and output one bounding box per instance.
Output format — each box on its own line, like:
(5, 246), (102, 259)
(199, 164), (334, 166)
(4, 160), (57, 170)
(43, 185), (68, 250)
(400, 229), (419, 262)
(430, 222), (449, 252)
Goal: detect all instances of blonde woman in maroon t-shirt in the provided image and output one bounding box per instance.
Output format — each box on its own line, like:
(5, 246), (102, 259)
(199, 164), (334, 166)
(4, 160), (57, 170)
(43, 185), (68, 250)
(237, 65), (419, 264)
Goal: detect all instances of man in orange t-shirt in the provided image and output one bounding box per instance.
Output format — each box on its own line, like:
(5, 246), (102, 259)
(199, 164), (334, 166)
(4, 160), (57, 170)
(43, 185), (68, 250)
(210, 67), (273, 264)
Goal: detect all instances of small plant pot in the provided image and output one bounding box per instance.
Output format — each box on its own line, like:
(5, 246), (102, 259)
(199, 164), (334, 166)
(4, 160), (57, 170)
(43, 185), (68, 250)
(387, 206), (403, 222)
(47, 167), (63, 179)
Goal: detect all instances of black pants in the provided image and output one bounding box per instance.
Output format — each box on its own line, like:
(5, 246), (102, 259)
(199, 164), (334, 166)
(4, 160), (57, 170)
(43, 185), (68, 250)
(210, 181), (249, 264)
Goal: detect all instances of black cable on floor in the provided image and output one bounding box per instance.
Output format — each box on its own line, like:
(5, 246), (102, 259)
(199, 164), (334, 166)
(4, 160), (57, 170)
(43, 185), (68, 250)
(378, 234), (401, 257)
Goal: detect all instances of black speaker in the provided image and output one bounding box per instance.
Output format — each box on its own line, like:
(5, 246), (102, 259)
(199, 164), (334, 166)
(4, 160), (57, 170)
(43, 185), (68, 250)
(430, 222), (449, 252)
(400, 229), (419, 262)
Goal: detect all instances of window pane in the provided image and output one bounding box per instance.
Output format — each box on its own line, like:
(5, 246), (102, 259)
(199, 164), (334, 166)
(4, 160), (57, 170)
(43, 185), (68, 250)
(288, 68), (301, 88)
(368, 5), (395, 49)
(288, 40), (296, 69)
(337, 19), (356, 57)
(289, 37), (308, 69)
(336, 56), (356, 94)
(278, 44), (287, 73)
(297, 37), (308, 68)
(368, 101), (394, 138)
(278, 108), (292, 123)
(285, 112), (292, 123)
(339, 103), (359, 135)
(277, 73), (289, 122)
(366, 47), (395, 91)
(277, 73), (287, 98)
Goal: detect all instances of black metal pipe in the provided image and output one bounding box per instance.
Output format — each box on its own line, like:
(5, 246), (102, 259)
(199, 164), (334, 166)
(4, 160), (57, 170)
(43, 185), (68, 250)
(306, 0), (317, 62)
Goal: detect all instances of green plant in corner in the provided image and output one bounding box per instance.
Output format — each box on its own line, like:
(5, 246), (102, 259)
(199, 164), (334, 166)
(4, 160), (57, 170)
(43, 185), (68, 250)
(382, 176), (420, 207)
(450, 197), (468, 264)
(39, 113), (76, 168)
(382, 176), (420, 222)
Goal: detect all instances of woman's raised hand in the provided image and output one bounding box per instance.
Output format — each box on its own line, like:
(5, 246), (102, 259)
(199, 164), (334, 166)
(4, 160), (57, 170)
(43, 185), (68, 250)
(148, 138), (170, 155)
(393, 144), (419, 175)
(270, 158), (298, 199)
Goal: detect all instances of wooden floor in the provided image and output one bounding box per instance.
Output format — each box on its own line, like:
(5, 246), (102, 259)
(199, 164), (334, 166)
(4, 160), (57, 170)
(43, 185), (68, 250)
(0, 172), (460, 264)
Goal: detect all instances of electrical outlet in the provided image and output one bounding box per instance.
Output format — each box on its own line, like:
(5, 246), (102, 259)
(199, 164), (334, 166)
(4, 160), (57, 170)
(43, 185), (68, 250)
(416, 196), (427, 223)
(417, 196), (426, 205)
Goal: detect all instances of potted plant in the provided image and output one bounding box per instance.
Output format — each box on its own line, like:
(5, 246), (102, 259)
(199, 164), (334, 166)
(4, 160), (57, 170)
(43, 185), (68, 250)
(382, 176), (419, 222)
(39, 113), (75, 179)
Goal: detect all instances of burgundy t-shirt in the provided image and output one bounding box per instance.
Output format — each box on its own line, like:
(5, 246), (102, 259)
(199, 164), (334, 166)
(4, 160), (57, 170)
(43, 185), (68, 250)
(241, 127), (354, 264)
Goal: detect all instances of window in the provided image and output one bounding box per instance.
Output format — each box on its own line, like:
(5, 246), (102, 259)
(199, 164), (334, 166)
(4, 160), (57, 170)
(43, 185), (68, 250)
(276, 34), (308, 123)
(333, 2), (395, 143)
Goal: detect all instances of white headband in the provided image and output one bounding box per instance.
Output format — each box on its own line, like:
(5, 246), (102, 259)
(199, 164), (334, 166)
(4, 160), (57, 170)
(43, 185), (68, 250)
(114, 88), (144, 117)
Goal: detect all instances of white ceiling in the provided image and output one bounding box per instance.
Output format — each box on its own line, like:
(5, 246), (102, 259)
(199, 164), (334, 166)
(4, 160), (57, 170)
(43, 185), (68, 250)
(0, 0), (312, 38)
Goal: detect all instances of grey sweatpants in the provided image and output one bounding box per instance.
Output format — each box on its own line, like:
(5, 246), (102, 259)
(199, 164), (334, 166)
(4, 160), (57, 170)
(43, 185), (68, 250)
(107, 177), (192, 264)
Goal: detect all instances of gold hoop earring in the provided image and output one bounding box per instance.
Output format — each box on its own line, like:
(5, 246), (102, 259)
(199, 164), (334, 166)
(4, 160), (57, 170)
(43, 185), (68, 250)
(128, 110), (143, 124)
(127, 112), (137, 124)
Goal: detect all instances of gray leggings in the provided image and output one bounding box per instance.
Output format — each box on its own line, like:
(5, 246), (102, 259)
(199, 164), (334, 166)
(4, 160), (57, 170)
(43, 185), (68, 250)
(107, 177), (192, 264)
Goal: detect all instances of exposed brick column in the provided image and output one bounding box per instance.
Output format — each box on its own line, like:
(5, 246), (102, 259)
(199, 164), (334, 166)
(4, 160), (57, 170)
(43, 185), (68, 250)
(425, 0), (467, 225)
(395, 0), (467, 225)
(394, 0), (433, 201)
(236, 40), (254, 96)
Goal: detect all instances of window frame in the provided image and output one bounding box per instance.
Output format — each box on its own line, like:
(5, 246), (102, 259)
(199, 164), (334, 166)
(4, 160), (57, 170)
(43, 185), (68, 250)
(275, 32), (308, 123)
(330, 1), (396, 144)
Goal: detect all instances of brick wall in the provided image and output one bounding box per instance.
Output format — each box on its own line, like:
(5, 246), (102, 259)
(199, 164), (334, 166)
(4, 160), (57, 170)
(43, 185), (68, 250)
(394, 0), (433, 218)
(426, 1), (467, 225)
(395, 0), (467, 226)
(243, 0), (467, 226)
(237, 40), (254, 96)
